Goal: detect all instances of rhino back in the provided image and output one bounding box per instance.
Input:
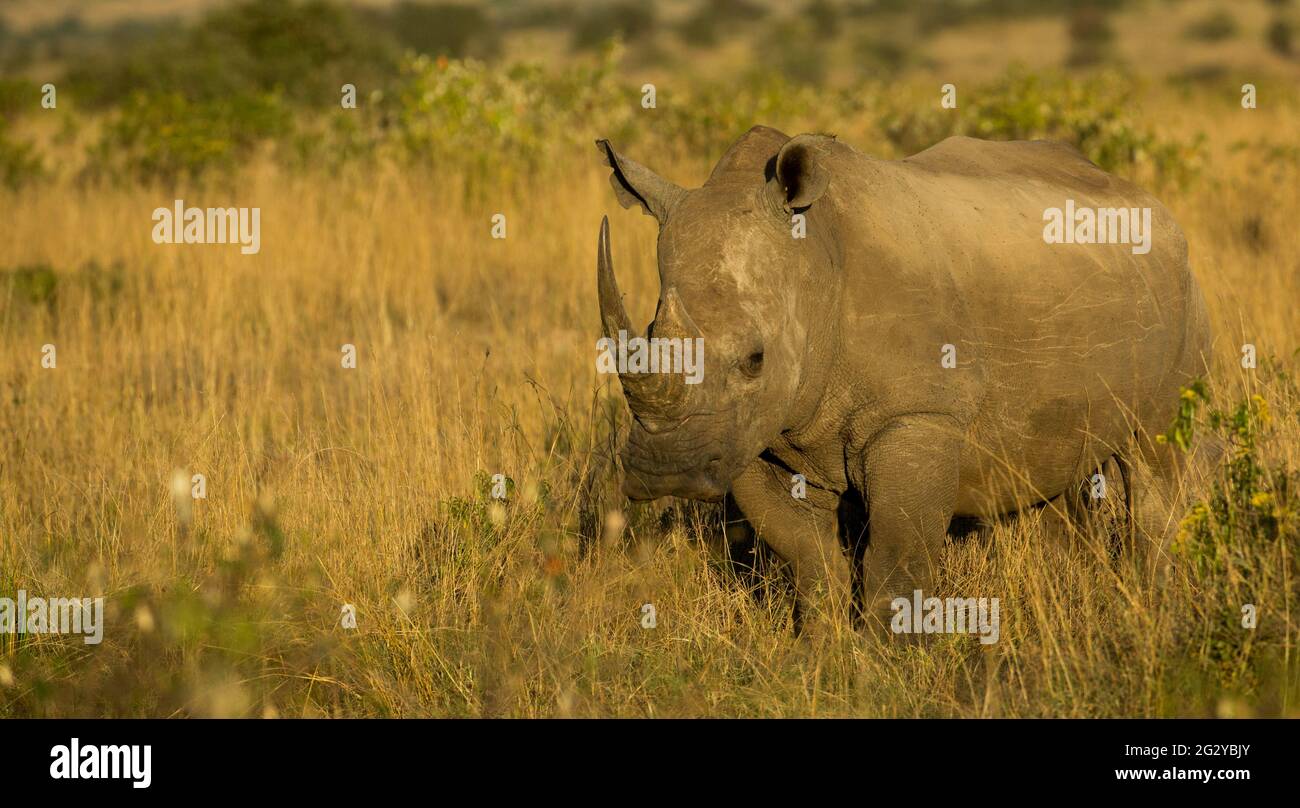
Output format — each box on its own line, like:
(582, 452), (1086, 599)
(818, 136), (1209, 513)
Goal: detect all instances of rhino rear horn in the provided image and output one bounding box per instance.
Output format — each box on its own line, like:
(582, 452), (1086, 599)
(596, 139), (686, 223)
(650, 287), (701, 342)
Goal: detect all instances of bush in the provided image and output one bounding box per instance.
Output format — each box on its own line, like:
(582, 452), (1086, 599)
(368, 2), (502, 60)
(1165, 374), (1300, 685)
(1, 260), (125, 313)
(0, 118), (44, 189)
(284, 107), (387, 173)
(572, 2), (656, 51)
(1184, 10), (1239, 43)
(3, 264), (58, 307)
(678, 0), (769, 46)
(392, 46), (636, 185)
(805, 0), (844, 39)
(68, 0), (400, 107)
(879, 67), (1203, 186)
(1267, 17), (1293, 56)
(759, 17), (829, 85)
(657, 72), (823, 156)
(854, 34), (910, 73)
(88, 91), (292, 182)
(0, 79), (40, 120)
(1067, 5), (1114, 67)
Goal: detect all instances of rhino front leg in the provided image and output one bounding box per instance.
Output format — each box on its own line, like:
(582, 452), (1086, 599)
(857, 416), (962, 631)
(728, 458), (851, 632)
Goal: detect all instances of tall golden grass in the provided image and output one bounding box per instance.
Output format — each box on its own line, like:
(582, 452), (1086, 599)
(1, 73), (1298, 717)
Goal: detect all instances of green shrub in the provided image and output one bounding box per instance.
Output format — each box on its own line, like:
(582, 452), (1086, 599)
(854, 34), (910, 73)
(1267, 17), (1293, 56)
(68, 0), (399, 107)
(1066, 5), (1115, 67)
(3, 264), (58, 307)
(805, 0), (844, 39)
(1171, 387), (1296, 578)
(0, 79), (40, 119)
(572, 2), (656, 52)
(286, 107), (386, 172)
(759, 17), (829, 85)
(0, 118), (44, 189)
(88, 91), (292, 182)
(657, 72), (823, 157)
(916, 0), (1123, 35)
(1, 260), (126, 312)
(1166, 372), (1300, 685)
(879, 67), (1203, 186)
(367, 2), (502, 60)
(438, 470), (551, 558)
(1184, 10), (1239, 43)
(392, 45), (636, 185)
(678, 0), (769, 46)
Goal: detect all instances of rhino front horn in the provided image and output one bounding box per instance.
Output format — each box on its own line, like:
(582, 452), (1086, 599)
(597, 216), (633, 341)
(596, 217), (690, 415)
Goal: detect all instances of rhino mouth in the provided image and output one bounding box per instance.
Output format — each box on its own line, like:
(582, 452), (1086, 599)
(622, 457), (726, 501)
(621, 422), (728, 501)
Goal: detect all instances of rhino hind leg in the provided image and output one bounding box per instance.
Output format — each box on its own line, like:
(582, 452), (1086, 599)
(1048, 449), (1145, 563)
(1128, 426), (1224, 577)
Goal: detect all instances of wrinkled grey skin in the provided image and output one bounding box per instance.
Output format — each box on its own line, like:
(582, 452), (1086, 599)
(596, 126), (1212, 625)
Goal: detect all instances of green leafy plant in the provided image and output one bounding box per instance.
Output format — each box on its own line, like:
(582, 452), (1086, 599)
(1164, 373), (1300, 685)
(0, 117), (44, 189)
(88, 90), (291, 182)
(1184, 10), (1239, 43)
(68, 0), (399, 108)
(879, 67), (1204, 187)
(392, 45), (636, 187)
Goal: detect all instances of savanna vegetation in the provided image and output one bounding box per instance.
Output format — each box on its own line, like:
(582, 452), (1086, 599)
(1, 0), (1298, 717)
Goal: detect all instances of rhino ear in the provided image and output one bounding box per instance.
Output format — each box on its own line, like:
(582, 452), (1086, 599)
(596, 139), (686, 223)
(774, 134), (833, 211)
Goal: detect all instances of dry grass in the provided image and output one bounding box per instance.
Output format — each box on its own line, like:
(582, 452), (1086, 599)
(2, 62), (1300, 716)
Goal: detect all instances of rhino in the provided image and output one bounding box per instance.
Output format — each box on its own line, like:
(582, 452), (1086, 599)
(594, 126), (1213, 627)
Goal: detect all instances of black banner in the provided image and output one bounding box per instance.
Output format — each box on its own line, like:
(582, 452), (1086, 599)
(7, 718), (1285, 796)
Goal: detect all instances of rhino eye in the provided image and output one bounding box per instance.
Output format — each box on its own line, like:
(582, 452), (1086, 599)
(740, 349), (764, 377)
